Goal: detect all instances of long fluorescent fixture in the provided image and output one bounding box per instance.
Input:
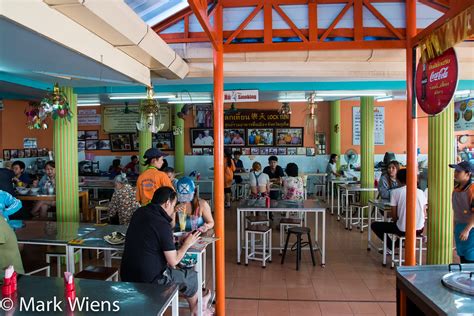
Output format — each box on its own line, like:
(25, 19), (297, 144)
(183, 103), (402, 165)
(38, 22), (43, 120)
(375, 96), (394, 102)
(316, 92), (387, 97)
(77, 103), (101, 106)
(168, 100), (212, 104)
(109, 94), (176, 100)
(278, 98), (323, 102)
(455, 90), (471, 95)
(78, 99), (100, 103)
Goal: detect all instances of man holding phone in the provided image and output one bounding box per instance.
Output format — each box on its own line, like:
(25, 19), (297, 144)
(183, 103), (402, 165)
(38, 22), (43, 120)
(121, 186), (211, 315)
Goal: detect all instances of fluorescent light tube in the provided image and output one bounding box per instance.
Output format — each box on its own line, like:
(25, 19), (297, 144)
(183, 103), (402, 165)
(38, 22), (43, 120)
(375, 96), (394, 102)
(278, 98), (323, 102)
(168, 100), (212, 104)
(109, 94), (176, 100)
(77, 103), (101, 106)
(454, 90), (471, 95)
(316, 92), (387, 97)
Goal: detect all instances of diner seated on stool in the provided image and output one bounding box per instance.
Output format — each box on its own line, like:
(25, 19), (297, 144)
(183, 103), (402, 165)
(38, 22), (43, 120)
(249, 162), (270, 198)
(263, 156), (284, 200)
(120, 187), (213, 316)
(371, 169), (427, 251)
(282, 163), (304, 200)
(31, 161), (56, 218)
(123, 155), (139, 175)
(377, 160), (401, 200)
(108, 173), (140, 225)
(108, 158), (123, 176)
(12, 160), (31, 187)
(326, 153), (341, 182)
(175, 177), (214, 232)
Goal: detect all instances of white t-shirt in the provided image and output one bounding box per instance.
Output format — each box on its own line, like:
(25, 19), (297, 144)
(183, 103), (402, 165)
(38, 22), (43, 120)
(249, 171), (270, 189)
(390, 186), (427, 232)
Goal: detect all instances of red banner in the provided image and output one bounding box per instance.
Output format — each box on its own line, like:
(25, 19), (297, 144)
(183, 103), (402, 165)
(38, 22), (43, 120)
(416, 47), (459, 115)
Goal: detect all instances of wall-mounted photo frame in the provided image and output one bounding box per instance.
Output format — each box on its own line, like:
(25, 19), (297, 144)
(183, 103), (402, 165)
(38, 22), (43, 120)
(259, 148), (269, 155)
(296, 147), (306, 155)
(109, 133), (133, 152)
(30, 148), (38, 157)
(275, 128), (304, 147)
(78, 141), (86, 152)
(153, 132), (174, 151)
(306, 147), (316, 156)
(24, 149), (31, 158)
(203, 148), (213, 156)
(10, 149), (18, 159)
(224, 128), (246, 146)
(131, 134), (139, 151)
(278, 148), (287, 155)
(315, 132), (326, 155)
(241, 148), (250, 155)
(247, 128), (274, 146)
(85, 140), (97, 150)
(190, 128), (214, 147)
(97, 140), (111, 150)
(287, 147), (297, 155)
(85, 130), (99, 140)
(268, 148), (278, 155)
(78, 130), (86, 140)
(3, 149), (11, 161)
(17, 149), (25, 158)
(250, 148), (259, 155)
(192, 148), (203, 155)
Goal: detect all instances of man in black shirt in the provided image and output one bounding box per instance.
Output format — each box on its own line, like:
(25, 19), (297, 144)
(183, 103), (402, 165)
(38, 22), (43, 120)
(263, 156), (285, 199)
(121, 187), (203, 315)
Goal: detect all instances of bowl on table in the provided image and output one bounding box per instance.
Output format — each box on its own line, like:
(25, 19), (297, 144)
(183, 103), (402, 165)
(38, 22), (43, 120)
(16, 187), (30, 195)
(29, 187), (40, 195)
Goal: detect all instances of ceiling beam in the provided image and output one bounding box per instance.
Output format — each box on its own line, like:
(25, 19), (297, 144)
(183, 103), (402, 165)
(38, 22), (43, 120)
(187, 0), (219, 50)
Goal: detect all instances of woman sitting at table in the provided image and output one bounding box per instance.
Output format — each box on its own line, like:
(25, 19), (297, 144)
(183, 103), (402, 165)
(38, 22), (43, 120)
(326, 153), (341, 181)
(31, 161), (55, 218)
(282, 163), (304, 200)
(108, 173), (140, 225)
(175, 177), (214, 233)
(377, 160), (401, 200)
(249, 162), (270, 198)
(108, 159), (123, 176)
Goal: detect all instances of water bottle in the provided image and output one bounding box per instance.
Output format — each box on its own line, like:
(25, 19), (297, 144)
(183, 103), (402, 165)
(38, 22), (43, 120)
(265, 195), (270, 208)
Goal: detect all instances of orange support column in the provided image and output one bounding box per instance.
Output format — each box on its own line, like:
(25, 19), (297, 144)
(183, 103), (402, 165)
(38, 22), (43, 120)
(213, 3), (226, 315)
(405, 0), (417, 266)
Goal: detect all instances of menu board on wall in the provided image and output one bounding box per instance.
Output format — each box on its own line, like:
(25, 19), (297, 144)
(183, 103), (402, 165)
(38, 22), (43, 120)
(455, 98), (474, 131)
(78, 109), (101, 126)
(102, 105), (171, 133)
(352, 106), (385, 145)
(224, 110), (290, 128)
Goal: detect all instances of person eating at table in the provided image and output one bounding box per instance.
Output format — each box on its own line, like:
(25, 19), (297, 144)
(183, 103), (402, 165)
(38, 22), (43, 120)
(263, 156), (285, 199)
(108, 173), (140, 225)
(450, 161), (474, 263)
(108, 159), (123, 176)
(370, 169), (427, 251)
(136, 148), (174, 206)
(31, 161), (56, 218)
(123, 155), (139, 175)
(121, 187), (212, 316)
(11, 161), (31, 187)
(249, 162), (270, 198)
(377, 160), (401, 200)
(326, 153), (341, 181)
(175, 177), (214, 233)
(282, 163), (304, 200)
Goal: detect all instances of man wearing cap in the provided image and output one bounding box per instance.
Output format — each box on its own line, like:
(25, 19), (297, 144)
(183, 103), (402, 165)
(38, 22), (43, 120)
(450, 161), (474, 263)
(136, 148), (174, 205)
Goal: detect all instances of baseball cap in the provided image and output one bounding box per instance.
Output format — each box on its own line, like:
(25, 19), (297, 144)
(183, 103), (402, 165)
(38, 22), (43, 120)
(449, 161), (473, 173)
(176, 177), (196, 203)
(143, 148), (168, 160)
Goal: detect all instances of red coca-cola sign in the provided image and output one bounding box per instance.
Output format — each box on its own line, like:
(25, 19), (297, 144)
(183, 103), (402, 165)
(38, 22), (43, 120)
(415, 47), (459, 115)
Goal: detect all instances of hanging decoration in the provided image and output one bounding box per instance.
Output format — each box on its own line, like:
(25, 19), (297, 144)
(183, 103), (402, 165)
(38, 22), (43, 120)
(305, 93), (318, 131)
(136, 87), (164, 133)
(25, 83), (73, 130)
(279, 102), (292, 115)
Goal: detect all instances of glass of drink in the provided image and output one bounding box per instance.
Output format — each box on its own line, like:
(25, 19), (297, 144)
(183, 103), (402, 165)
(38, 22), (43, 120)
(178, 211), (187, 232)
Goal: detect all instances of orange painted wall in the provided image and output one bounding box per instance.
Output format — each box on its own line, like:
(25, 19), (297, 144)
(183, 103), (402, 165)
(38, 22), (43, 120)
(0, 100), (53, 157)
(340, 100), (429, 154)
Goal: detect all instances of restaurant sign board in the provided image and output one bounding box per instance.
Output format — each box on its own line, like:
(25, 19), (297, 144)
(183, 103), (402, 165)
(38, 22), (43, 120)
(224, 90), (259, 103)
(103, 105), (171, 133)
(224, 110), (290, 128)
(415, 48), (458, 115)
(352, 106), (385, 145)
(454, 98), (474, 131)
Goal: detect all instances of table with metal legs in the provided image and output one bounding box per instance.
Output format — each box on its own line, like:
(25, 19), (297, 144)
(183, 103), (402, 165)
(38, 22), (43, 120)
(338, 184), (378, 230)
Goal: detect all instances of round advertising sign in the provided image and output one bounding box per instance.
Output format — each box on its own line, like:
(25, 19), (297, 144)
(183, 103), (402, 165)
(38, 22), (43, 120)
(415, 47), (459, 115)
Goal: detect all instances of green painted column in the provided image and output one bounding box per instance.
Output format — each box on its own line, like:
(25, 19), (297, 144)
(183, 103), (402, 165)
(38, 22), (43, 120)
(427, 101), (454, 264)
(138, 130), (152, 174)
(360, 96), (375, 204)
(330, 100), (341, 168)
(54, 87), (79, 222)
(174, 104), (185, 175)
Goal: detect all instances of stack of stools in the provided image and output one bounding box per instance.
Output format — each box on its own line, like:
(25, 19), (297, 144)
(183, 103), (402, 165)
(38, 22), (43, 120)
(244, 211), (272, 268)
(281, 226), (316, 271)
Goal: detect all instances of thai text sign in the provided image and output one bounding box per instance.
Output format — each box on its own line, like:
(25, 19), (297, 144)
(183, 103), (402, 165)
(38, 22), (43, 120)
(224, 110), (290, 128)
(352, 106), (385, 145)
(416, 47), (458, 115)
(103, 105), (171, 133)
(455, 98), (474, 131)
(224, 90), (259, 103)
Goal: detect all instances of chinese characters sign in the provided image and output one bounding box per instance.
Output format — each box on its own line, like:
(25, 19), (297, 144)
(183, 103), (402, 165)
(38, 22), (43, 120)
(352, 107), (385, 145)
(224, 110), (290, 128)
(416, 48), (459, 115)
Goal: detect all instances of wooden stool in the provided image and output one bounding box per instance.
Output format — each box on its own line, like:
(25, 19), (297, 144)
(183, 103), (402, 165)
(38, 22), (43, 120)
(279, 217), (303, 254)
(75, 266), (119, 281)
(245, 225), (272, 268)
(281, 226), (316, 271)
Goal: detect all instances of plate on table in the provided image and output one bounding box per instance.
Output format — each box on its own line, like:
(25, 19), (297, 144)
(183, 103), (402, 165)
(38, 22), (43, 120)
(103, 231), (126, 245)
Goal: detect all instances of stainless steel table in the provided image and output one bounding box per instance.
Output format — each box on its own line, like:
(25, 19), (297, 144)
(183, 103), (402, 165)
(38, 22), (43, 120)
(329, 178), (358, 215)
(2, 275), (179, 315)
(236, 199), (326, 266)
(396, 264), (474, 316)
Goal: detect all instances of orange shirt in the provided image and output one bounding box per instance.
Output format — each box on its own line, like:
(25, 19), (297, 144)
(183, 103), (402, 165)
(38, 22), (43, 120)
(224, 159), (236, 188)
(136, 167), (173, 205)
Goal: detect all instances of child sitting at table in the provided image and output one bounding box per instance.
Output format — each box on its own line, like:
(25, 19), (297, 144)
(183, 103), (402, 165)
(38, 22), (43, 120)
(31, 161), (56, 218)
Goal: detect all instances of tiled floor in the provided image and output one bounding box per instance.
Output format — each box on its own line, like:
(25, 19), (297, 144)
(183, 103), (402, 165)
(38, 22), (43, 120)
(223, 200), (397, 316)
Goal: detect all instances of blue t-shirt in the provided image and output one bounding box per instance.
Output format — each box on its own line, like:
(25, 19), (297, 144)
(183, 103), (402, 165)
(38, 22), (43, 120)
(0, 190), (22, 220)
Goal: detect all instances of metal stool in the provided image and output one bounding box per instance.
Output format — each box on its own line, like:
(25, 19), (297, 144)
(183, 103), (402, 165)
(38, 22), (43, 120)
(46, 249), (83, 277)
(349, 203), (369, 232)
(390, 234), (425, 268)
(279, 214), (304, 254)
(281, 226), (316, 271)
(245, 225), (272, 268)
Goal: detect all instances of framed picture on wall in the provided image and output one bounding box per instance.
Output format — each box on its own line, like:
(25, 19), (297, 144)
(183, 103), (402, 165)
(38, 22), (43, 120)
(153, 132), (174, 150)
(10, 150), (18, 159)
(306, 147), (316, 156)
(247, 128), (274, 146)
(241, 148), (250, 155)
(78, 130), (86, 140)
(275, 128), (304, 147)
(78, 141), (86, 152)
(203, 148), (213, 155)
(190, 128), (214, 147)
(30, 148), (38, 157)
(224, 129), (246, 146)
(131, 134), (139, 151)
(287, 148), (297, 155)
(86, 140), (97, 150)
(278, 148), (287, 155)
(296, 147), (306, 155)
(269, 148), (278, 155)
(24, 149), (31, 158)
(109, 133), (133, 152)
(17, 149), (25, 158)
(3, 150), (11, 161)
(192, 148), (203, 155)
(97, 140), (111, 150)
(260, 148), (269, 155)
(85, 130), (98, 140)
(250, 148), (259, 155)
